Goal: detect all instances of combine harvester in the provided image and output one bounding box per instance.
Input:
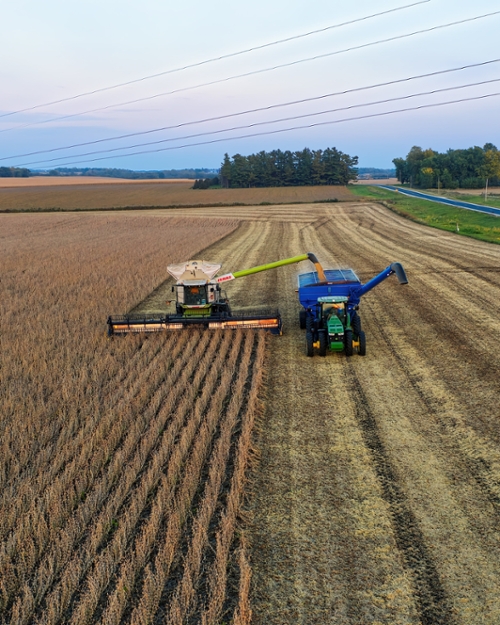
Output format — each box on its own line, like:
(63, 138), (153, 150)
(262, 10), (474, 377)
(297, 262), (408, 357)
(107, 253), (326, 336)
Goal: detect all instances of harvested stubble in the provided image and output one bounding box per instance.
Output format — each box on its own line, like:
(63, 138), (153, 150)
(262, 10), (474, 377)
(0, 181), (353, 212)
(0, 212), (265, 625)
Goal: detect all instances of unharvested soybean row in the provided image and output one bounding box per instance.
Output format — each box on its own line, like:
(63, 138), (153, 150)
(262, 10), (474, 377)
(1, 213), (261, 624)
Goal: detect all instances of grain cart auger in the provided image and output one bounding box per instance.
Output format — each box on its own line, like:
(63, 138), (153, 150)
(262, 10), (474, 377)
(107, 253), (326, 337)
(297, 263), (408, 357)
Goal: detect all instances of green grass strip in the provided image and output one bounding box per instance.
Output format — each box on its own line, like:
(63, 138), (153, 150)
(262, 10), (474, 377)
(349, 184), (500, 245)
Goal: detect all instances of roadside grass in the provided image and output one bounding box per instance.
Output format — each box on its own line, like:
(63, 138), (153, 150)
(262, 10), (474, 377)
(349, 184), (500, 245)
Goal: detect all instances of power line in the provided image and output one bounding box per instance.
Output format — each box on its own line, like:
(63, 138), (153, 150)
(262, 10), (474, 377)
(0, 1), (430, 121)
(3, 9), (498, 135)
(20, 92), (500, 168)
(19, 78), (500, 167)
(2, 58), (499, 162)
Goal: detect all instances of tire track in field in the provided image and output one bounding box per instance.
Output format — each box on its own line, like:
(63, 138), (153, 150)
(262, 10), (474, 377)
(248, 216), (422, 624)
(328, 206), (500, 441)
(365, 295), (500, 521)
(342, 360), (454, 625)
(318, 202), (500, 621)
(232, 202), (495, 623)
(329, 203), (500, 483)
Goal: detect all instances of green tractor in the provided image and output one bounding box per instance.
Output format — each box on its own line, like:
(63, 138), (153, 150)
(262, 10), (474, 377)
(305, 296), (365, 357)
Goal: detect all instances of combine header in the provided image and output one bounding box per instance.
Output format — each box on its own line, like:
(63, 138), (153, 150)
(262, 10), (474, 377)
(298, 263), (408, 357)
(107, 253), (325, 336)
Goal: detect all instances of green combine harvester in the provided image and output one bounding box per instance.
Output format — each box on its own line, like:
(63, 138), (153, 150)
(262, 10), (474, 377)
(107, 252), (325, 336)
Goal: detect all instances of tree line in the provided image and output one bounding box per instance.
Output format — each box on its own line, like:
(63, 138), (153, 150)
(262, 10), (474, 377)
(219, 147), (358, 188)
(393, 144), (500, 189)
(35, 167), (219, 180)
(0, 166), (30, 177)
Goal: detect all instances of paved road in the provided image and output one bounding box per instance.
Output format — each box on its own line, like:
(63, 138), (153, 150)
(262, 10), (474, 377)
(380, 185), (500, 216)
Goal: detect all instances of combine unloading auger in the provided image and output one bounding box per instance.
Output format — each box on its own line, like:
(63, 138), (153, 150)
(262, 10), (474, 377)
(107, 253), (324, 336)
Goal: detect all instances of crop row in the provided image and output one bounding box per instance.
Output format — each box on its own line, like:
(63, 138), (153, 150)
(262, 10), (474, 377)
(1, 214), (262, 624)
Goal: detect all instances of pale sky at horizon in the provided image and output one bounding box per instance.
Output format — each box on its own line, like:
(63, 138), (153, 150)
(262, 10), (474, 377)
(1, 0), (499, 171)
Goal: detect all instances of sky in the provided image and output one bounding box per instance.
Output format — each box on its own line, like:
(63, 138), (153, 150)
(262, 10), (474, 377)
(1, 0), (499, 171)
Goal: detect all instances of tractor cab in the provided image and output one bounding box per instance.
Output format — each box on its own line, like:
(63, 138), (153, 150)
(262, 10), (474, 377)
(318, 296), (349, 352)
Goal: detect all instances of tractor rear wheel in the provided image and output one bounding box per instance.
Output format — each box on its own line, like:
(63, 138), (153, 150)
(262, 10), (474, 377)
(306, 331), (314, 357)
(299, 310), (306, 329)
(344, 329), (353, 356)
(318, 329), (327, 357)
(358, 330), (366, 356)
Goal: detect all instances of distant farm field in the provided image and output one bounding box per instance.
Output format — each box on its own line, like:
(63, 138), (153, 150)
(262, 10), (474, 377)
(2, 189), (500, 624)
(0, 179), (353, 211)
(0, 176), (193, 187)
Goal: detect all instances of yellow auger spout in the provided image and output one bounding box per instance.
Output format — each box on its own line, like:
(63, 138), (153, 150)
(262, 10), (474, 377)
(215, 252), (326, 283)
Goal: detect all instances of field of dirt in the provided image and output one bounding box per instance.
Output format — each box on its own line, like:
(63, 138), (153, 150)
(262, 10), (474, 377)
(131, 202), (500, 624)
(0, 213), (257, 625)
(2, 189), (500, 624)
(0, 177), (193, 188)
(0, 180), (353, 211)
(353, 177), (399, 185)
(443, 187), (500, 197)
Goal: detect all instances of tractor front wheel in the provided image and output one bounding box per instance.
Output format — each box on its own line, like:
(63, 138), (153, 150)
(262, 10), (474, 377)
(344, 329), (353, 356)
(318, 329), (327, 357)
(306, 331), (314, 357)
(358, 330), (366, 356)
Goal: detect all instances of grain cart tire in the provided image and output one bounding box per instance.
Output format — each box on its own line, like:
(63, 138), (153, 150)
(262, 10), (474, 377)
(318, 329), (327, 357)
(299, 310), (307, 329)
(344, 329), (353, 356)
(352, 314), (361, 336)
(306, 331), (314, 357)
(358, 330), (366, 356)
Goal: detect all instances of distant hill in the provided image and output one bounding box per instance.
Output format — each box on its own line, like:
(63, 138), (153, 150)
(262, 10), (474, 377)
(32, 167), (219, 180)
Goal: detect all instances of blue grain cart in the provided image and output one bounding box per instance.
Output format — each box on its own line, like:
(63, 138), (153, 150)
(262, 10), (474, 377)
(297, 263), (408, 357)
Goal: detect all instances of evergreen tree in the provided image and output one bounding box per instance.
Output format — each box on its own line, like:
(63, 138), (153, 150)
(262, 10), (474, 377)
(219, 146), (358, 188)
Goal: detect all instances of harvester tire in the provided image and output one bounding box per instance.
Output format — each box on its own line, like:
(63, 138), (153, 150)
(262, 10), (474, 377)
(318, 330), (327, 357)
(344, 329), (353, 356)
(358, 330), (366, 356)
(306, 331), (314, 357)
(306, 316), (313, 332)
(299, 310), (307, 329)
